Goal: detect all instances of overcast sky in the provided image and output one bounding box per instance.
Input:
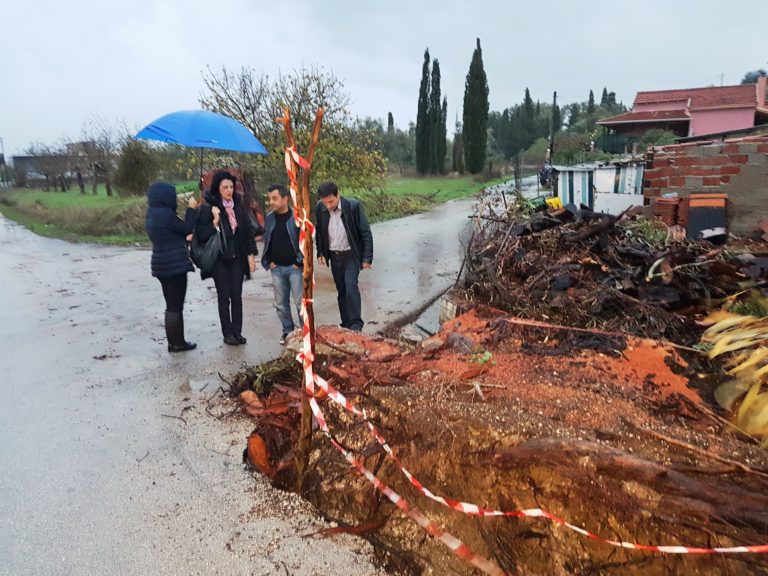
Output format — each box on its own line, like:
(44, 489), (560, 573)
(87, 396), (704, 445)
(2, 0), (766, 155)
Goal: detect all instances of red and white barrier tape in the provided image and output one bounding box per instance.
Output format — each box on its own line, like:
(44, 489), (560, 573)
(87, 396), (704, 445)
(282, 147), (504, 574)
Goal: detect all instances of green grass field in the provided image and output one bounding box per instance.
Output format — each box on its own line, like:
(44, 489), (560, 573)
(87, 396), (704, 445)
(0, 175), (510, 243)
(0, 184), (152, 244)
(381, 175), (506, 202)
(350, 175), (508, 222)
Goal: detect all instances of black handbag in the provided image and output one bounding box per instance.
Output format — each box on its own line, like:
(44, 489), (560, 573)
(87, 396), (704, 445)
(190, 228), (225, 273)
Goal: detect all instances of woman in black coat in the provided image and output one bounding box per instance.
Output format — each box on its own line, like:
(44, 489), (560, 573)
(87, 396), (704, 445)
(145, 181), (199, 352)
(195, 171), (259, 345)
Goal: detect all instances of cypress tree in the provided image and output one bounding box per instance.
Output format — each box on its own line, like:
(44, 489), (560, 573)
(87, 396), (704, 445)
(520, 88), (535, 150)
(415, 49), (431, 175)
(436, 96), (448, 174)
(552, 104), (561, 133)
(462, 38), (489, 174)
(429, 59), (442, 174)
(587, 90), (596, 114)
(387, 112), (394, 133)
(600, 87), (609, 107)
(568, 103), (581, 130)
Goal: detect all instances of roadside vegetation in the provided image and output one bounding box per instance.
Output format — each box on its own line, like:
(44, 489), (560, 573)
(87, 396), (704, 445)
(3, 49), (658, 245)
(0, 175), (506, 243)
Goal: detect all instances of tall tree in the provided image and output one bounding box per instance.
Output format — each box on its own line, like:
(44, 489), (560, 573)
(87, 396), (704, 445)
(552, 103), (562, 134)
(436, 96), (448, 174)
(415, 49), (431, 175)
(600, 87), (609, 106)
(200, 65), (385, 190)
(522, 87), (535, 150)
(587, 90), (596, 114)
(387, 111), (394, 133)
(462, 38), (489, 174)
(568, 103), (581, 130)
(429, 59), (443, 174)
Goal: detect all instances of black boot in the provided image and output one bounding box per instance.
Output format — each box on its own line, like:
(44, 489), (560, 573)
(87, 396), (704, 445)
(165, 311), (196, 353)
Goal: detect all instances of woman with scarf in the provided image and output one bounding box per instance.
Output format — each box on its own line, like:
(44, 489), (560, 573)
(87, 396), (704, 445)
(195, 171), (259, 345)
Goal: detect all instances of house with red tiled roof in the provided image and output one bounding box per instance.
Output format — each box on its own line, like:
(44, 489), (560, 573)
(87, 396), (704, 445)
(598, 77), (768, 144)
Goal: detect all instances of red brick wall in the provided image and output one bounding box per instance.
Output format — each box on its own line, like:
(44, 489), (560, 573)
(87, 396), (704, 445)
(644, 134), (768, 233)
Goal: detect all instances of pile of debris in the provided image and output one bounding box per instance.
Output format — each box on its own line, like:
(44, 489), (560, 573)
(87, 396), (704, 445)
(461, 198), (768, 345)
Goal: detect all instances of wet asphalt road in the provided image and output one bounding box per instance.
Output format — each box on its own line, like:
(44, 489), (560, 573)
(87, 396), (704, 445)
(0, 198), (474, 575)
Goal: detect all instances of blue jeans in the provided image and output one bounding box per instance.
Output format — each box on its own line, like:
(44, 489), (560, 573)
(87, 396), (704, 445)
(271, 265), (303, 334)
(330, 250), (363, 331)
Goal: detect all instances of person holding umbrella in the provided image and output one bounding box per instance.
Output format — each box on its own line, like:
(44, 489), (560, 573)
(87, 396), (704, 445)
(195, 170), (259, 345)
(145, 181), (199, 352)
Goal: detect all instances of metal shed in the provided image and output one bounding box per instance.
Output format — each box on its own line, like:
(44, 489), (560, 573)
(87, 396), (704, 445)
(553, 161), (645, 214)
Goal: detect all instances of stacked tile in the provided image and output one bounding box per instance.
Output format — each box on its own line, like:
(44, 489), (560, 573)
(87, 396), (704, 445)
(677, 197), (689, 230)
(651, 197), (679, 226)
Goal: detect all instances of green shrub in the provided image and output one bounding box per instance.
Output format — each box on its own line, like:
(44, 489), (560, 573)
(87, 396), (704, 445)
(114, 139), (160, 196)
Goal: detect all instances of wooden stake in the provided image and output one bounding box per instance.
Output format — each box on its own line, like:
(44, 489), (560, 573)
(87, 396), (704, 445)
(278, 107), (325, 493)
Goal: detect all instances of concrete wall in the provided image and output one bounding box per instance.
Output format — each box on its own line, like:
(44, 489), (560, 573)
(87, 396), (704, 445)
(644, 135), (768, 234)
(689, 108), (755, 137)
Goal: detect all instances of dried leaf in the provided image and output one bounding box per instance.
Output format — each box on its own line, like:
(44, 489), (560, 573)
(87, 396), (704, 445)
(737, 385), (768, 439)
(701, 310), (744, 329)
(246, 433), (274, 476)
(737, 380), (762, 427)
(240, 389), (261, 406)
(709, 331), (768, 358)
(714, 377), (753, 411)
(728, 348), (768, 374)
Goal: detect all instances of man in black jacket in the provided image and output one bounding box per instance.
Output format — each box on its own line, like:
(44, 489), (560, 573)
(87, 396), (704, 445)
(315, 181), (373, 332)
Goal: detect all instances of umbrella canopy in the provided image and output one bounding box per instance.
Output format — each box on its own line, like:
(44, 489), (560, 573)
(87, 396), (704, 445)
(136, 110), (268, 155)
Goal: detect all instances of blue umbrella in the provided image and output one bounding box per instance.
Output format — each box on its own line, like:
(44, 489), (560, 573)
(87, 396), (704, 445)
(136, 110), (268, 154)
(136, 110), (268, 189)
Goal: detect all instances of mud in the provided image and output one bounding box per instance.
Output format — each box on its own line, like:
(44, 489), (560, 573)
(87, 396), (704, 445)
(236, 316), (768, 575)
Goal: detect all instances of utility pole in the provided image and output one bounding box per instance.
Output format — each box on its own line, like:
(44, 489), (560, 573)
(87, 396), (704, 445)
(547, 91), (557, 166)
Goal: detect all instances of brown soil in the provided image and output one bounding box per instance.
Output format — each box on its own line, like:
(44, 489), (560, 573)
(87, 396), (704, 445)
(234, 312), (768, 575)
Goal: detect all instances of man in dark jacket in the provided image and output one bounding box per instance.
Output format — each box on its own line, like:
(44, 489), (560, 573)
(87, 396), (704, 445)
(145, 182), (198, 352)
(315, 181), (373, 332)
(262, 184), (303, 344)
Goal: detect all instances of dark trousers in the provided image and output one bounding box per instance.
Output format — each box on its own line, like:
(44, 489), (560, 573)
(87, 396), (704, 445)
(158, 274), (187, 313)
(330, 250), (363, 331)
(211, 257), (244, 337)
